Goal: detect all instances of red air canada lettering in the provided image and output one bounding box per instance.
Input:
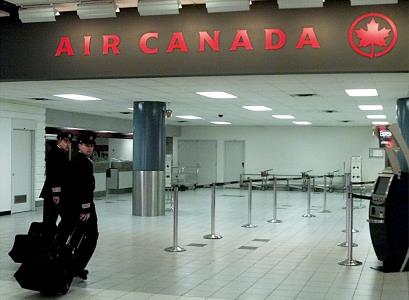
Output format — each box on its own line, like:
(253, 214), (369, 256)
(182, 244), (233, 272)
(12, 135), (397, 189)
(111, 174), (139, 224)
(55, 28), (320, 57)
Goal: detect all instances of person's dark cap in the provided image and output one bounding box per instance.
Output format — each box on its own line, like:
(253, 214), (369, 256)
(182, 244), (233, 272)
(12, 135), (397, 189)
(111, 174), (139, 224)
(57, 132), (73, 142)
(78, 132), (96, 145)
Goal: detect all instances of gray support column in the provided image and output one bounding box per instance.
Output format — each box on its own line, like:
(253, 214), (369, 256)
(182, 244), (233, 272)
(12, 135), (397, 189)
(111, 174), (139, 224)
(397, 98), (409, 172)
(132, 101), (166, 216)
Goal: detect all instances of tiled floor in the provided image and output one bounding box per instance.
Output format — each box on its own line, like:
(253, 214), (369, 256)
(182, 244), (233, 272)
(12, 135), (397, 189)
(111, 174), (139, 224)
(1, 188), (408, 299)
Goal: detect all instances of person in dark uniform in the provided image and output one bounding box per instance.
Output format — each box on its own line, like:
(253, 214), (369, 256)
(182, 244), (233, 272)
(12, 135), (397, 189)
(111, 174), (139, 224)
(60, 131), (99, 280)
(40, 132), (73, 225)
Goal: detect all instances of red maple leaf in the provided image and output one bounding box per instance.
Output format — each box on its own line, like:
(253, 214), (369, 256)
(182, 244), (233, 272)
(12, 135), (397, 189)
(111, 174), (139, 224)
(354, 18), (391, 57)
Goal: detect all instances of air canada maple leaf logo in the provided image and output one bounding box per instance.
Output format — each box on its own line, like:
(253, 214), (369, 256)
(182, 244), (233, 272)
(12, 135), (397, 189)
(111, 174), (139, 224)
(348, 13), (398, 58)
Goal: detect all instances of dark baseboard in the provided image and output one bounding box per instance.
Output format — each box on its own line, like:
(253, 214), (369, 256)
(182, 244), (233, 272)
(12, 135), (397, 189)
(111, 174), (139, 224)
(108, 188), (132, 194)
(0, 211), (11, 216)
(94, 191), (107, 198)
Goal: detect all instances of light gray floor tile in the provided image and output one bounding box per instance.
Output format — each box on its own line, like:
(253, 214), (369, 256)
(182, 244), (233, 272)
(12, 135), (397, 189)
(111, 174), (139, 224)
(0, 190), (407, 300)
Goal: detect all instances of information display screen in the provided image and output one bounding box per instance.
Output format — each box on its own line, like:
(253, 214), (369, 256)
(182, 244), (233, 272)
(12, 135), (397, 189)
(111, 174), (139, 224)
(378, 126), (394, 148)
(374, 176), (391, 195)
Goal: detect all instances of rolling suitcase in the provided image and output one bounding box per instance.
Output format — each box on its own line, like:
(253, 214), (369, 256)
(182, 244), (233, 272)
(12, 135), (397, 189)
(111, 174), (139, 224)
(9, 222), (57, 263)
(14, 223), (85, 295)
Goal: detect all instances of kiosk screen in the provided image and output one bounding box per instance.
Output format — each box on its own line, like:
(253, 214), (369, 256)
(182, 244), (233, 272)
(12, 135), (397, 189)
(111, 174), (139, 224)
(374, 177), (390, 195)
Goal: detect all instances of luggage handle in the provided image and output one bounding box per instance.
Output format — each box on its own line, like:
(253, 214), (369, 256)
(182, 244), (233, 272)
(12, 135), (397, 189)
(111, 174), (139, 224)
(65, 222), (86, 251)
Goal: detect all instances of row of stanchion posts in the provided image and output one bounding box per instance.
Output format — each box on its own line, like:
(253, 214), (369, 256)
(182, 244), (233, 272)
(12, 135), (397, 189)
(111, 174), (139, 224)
(164, 173), (374, 268)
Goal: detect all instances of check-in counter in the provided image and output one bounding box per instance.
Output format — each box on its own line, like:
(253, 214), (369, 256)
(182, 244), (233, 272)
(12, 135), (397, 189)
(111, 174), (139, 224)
(107, 161), (133, 194)
(94, 161), (109, 197)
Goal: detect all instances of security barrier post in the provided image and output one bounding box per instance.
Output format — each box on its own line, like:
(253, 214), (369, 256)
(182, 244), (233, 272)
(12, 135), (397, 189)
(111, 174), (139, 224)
(267, 177), (282, 223)
(165, 186), (186, 252)
(204, 183), (223, 239)
(242, 178), (257, 228)
(338, 184), (362, 266)
(302, 177), (316, 218)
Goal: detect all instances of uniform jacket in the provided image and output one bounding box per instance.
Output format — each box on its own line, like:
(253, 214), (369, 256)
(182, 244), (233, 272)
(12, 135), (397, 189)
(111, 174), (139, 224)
(69, 151), (95, 212)
(40, 145), (70, 200)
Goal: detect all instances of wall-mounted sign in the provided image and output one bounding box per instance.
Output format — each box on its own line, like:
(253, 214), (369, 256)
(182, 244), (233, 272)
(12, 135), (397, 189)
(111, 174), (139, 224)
(0, 1), (407, 81)
(348, 13), (398, 58)
(378, 126), (394, 148)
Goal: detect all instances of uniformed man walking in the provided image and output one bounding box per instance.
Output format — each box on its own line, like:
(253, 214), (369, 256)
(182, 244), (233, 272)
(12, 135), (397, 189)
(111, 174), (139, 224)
(40, 132), (72, 225)
(64, 131), (99, 280)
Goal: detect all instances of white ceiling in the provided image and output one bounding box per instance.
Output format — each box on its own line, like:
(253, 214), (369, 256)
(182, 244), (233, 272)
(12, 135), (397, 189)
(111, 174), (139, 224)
(0, 73), (408, 127)
(5, 0), (206, 13)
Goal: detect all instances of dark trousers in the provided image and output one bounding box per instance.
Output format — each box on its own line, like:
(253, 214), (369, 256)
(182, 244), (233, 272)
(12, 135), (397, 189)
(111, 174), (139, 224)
(56, 207), (99, 272)
(43, 197), (59, 225)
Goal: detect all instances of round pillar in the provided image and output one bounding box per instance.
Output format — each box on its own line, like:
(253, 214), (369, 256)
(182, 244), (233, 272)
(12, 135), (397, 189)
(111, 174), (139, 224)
(132, 101), (166, 216)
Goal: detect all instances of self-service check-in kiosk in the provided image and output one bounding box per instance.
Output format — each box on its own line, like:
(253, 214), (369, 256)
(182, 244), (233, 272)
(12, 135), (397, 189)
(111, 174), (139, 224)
(370, 124), (409, 272)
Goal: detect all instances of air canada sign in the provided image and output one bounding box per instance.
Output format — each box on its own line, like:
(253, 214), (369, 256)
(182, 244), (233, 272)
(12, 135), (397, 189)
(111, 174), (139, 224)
(54, 28), (320, 57)
(54, 13), (398, 60)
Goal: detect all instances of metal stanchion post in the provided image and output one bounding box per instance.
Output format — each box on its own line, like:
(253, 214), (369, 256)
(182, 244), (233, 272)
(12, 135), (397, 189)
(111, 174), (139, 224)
(338, 174), (358, 247)
(338, 185), (362, 266)
(267, 177), (282, 223)
(165, 186), (186, 252)
(302, 177), (316, 217)
(204, 183), (223, 239)
(320, 175), (331, 213)
(242, 178), (257, 228)
(358, 186), (366, 209)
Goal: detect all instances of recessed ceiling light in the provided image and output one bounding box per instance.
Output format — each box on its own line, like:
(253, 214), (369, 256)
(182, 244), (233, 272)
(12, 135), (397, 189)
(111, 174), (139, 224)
(128, 107), (134, 111)
(366, 115), (387, 119)
(272, 115), (295, 119)
(99, 130), (116, 133)
(196, 92), (237, 99)
(358, 105), (383, 111)
(210, 121), (232, 125)
(372, 121), (389, 125)
(242, 106), (272, 111)
(54, 94), (101, 101)
(176, 115), (203, 120)
(292, 121), (312, 125)
(345, 89), (378, 97)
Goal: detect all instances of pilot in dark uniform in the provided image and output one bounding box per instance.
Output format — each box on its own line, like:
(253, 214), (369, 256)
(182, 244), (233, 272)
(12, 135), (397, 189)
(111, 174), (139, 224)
(40, 132), (72, 225)
(60, 131), (99, 280)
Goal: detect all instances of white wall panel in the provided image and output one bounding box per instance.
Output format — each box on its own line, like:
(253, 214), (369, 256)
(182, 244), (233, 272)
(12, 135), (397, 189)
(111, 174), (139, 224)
(0, 117), (12, 212)
(175, 126), (384, 182)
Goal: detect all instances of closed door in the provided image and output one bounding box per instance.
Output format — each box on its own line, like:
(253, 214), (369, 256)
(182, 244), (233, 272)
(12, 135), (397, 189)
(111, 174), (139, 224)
(11, 129), (32, 213)
(178, 140), (217, 185)
(224, 140), (245, 182)
(197, 141), (217, 185)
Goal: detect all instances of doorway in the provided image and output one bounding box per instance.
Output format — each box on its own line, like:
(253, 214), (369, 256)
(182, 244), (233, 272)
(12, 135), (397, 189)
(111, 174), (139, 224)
(224, 140), (245, 182)
(178, 140), (217, 185)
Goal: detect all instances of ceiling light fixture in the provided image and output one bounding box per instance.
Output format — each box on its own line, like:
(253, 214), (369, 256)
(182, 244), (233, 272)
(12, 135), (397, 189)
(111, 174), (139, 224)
(242, 106), (272, 111)
(210, 121), (232, 125)
(196, 91), (237, 99)
(277, 0), (324, 9)
(138, 0), (180, 16)
(350, 0), (398, 6)
(18, 6), (58, 23)
(128, 107), (134, 111)
(345, 89), (378, 97)
(292, 121), (312, 125)
(366, 115), (387, 119)
(358, 105), (383, 111)
(372, 121), (389, 125)
(54, 94), (101, 101)
(206, 0), (251, 13)
(77, 1), (117, 19)
(272, 115), (295, 119)
(176, 115), (203, 120)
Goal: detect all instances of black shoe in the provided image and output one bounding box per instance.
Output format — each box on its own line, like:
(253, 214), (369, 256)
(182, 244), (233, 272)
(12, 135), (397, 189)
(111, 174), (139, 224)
(76, 269), (88, 280)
